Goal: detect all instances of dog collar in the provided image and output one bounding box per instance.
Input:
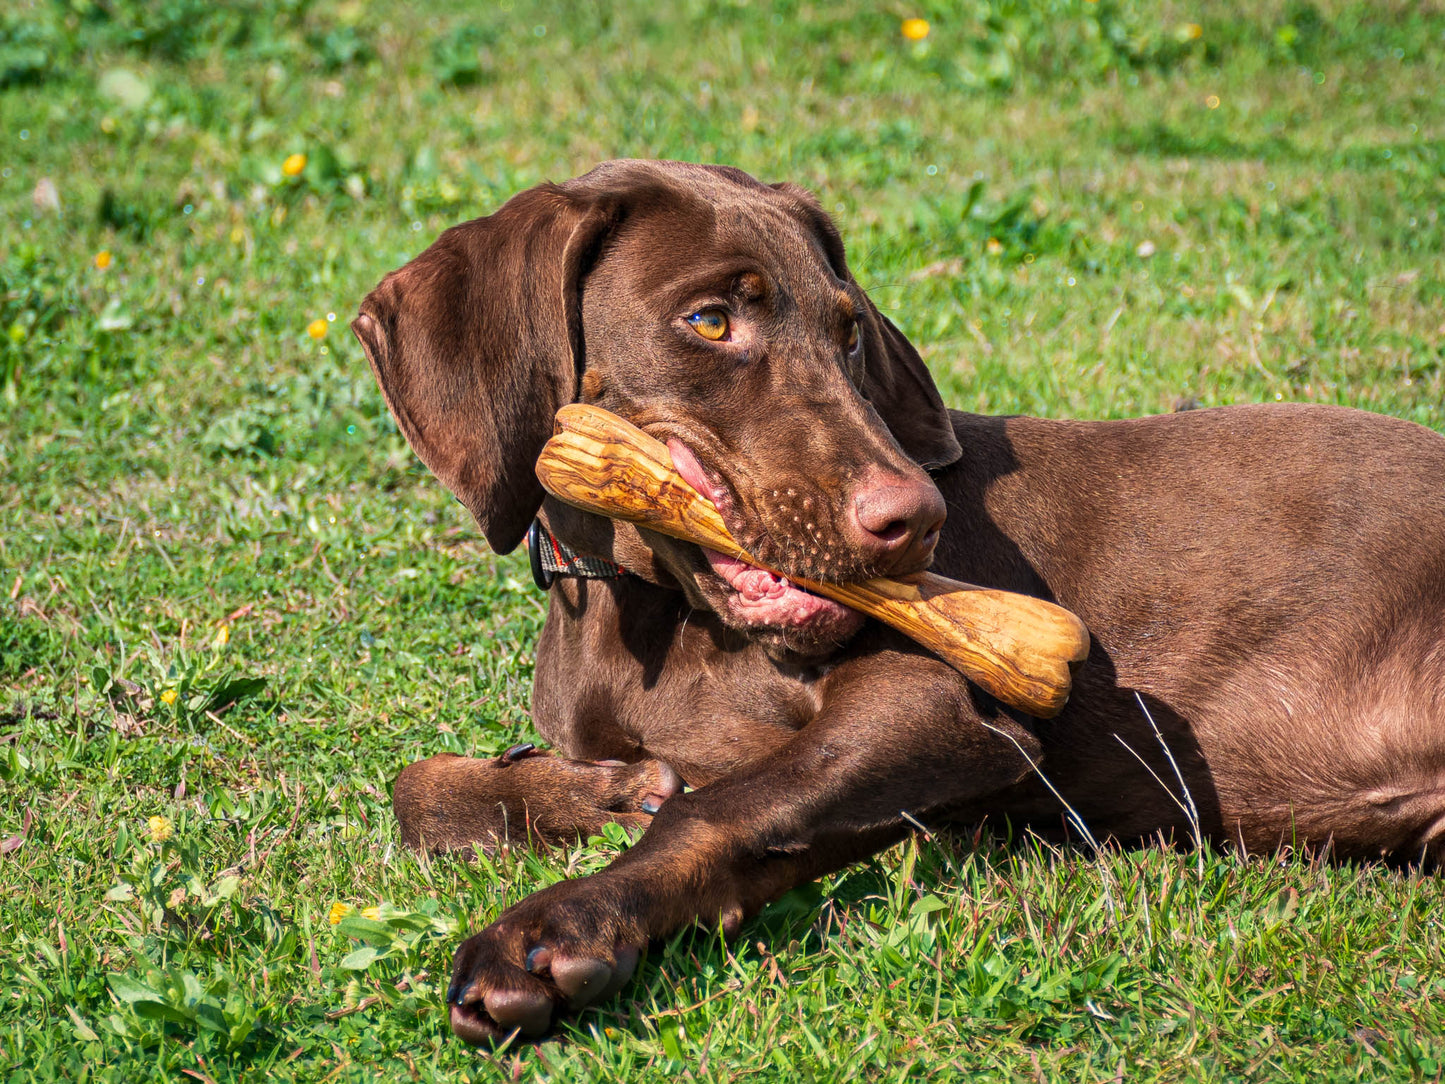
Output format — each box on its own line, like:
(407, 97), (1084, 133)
(527, 518), (628, 590)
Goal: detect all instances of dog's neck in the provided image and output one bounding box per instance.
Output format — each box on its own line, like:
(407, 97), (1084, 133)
(527, 519), (628, 589)
(534, 499), (681, 589)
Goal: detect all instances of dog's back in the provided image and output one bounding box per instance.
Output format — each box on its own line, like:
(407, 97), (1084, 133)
(935, 403), (1445, 858)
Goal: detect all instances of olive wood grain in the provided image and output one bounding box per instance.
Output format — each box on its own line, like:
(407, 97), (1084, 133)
(535, 403), (1090, 718)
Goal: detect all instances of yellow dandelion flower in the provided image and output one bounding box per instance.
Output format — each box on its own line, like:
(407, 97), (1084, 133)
(328, 902), (354, 925)
(307, 318), (328, 340)
(1182, 22), (1203, 41)
(986, 237), (1004, 256)
(1206, 94), (1221, 110)
(94, 250), (113, 271)
(282, 153), (307, 178)
(160, 688), (178, 705)
(214, 625), (230, 648)
(360, 905), (382, 921)
(147, 815), (174, 842)
(901, 17), (930, 42)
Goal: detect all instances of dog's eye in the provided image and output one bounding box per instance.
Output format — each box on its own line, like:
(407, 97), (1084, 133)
(686, 309), (730, 342)
(845, 321), (860, 354)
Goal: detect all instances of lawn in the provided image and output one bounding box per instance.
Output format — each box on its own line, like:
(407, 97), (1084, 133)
(2, 0), (1443, 1080)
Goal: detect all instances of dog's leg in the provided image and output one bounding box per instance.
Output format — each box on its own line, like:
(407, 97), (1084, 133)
(392, 747), (681, 854)
(444, 643), (1038, 1043)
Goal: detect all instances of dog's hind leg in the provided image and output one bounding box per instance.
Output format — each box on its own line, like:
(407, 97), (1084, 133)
(1219, 609), (1445, 863)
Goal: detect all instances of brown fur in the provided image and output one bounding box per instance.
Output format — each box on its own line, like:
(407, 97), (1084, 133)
(353, 160), (1445, 1043)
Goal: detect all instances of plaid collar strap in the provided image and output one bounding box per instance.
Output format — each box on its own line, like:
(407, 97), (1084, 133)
(527, 518), (628, 590)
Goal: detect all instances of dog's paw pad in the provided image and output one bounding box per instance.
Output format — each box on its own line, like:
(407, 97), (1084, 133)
(482, 986), (553, 1037)
(602, 944), (640, 998)
(551, 956), (616, 1008)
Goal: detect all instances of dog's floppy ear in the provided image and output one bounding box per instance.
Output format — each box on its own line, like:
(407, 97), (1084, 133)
(771, 181), (962, 471)
(352, 186), (613, 553)
(853, 300), (962, 470)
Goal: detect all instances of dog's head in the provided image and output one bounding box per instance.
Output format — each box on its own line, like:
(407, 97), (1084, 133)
(355, 160), (960, 657)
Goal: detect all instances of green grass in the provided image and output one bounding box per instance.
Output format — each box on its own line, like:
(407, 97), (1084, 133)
(3, 0), (1444, 1079)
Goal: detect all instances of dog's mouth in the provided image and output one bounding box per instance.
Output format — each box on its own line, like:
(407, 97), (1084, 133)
(699, 548), (863, 634)
(666, 439), (866, 641)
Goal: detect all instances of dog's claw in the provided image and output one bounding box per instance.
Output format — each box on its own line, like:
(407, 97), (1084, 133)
(525, 945), (553, 974)
(499, 742), (536, 766)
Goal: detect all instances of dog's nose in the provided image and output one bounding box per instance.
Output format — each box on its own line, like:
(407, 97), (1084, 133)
(848, 471), (946, 573)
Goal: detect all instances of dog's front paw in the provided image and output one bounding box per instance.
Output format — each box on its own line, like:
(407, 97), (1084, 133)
(446, 882), (644, 1044)
(394, 751), (682, 854)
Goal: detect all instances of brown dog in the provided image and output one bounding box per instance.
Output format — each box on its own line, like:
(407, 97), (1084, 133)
(353, 160), (1445, 1044)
